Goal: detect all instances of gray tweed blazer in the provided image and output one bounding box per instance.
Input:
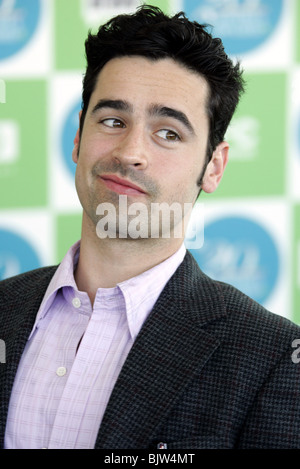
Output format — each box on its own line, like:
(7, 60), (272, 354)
(1, 251), (300, 449)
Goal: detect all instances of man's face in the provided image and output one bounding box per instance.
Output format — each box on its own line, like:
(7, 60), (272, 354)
(72, 56), (227, 240)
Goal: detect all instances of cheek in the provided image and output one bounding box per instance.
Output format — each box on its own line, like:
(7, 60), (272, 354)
(158, 168), (199, 204)
(163, 162), (199, 188)
(178, 166), (201, 202)
(74, 162), (85, 194)
(80, 131), (113, 159)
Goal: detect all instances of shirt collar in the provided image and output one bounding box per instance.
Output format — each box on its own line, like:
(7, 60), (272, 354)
(30, 240), (186, 341)
(28, 241), (81, 339)
(117, 243), (186, 340)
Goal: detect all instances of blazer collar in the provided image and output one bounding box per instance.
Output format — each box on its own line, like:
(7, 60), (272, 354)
(95, 251), (227, 448)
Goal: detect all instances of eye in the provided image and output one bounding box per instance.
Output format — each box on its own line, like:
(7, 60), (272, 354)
(101, 118), (126, 128)
(155, 129), (181, 141)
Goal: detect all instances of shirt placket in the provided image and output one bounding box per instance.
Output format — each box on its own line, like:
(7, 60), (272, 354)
(47, 290), (125, 449)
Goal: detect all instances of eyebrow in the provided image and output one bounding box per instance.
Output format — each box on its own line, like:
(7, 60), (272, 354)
(91, 99), (133, 114)
(149, 104), (195, 135)
(91, 99), (195, 135)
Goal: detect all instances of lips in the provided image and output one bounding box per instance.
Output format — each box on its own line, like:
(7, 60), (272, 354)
(100, 174), (147, 196)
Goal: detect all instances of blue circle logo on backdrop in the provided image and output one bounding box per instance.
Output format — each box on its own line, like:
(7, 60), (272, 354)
(62, 99), (82, 178)
(0, 0), (41, 60)
(189, 216), (279, 305)
(183, 0), (283, 56)
(0, 229), (41, 280)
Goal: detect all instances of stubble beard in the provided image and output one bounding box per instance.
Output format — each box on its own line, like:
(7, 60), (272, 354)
(79, 160), (199, 242)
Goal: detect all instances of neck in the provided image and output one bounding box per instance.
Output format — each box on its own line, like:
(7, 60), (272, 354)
(74, 215), (184, 304)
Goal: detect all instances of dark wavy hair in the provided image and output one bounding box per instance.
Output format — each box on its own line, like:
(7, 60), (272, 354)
(80, 4), (244, 166)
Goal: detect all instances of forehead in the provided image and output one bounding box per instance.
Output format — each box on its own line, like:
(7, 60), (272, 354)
(90, 56), (209, 122)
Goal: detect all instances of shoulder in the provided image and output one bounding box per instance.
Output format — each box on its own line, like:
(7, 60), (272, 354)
(205, 280), (300, 378)
(215, 277), (299, 338)
(0, 266), (58, 337)
(0, 266), (58, 312)
(0, 266), (58, 294)
(183, 250), (300, 347)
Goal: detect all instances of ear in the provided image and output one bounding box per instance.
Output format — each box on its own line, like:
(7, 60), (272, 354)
(201, 141), (229, 194)
(72, 110), (82, 164)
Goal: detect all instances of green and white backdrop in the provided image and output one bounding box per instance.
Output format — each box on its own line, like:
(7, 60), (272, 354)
(0, 0), (300, 322)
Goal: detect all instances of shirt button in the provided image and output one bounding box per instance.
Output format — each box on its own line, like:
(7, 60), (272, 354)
(56, 366), (67, 377)
(72, 297), (81, 308)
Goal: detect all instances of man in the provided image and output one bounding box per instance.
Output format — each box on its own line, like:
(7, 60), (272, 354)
(1, 5), (300, 449)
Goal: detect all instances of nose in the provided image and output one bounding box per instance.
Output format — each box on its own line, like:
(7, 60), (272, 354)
(112, 126), (148, 170)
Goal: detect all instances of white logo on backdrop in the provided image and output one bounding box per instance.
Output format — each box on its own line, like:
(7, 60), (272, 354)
(225, 116), (260, 160)
(0, 120), (19, 163)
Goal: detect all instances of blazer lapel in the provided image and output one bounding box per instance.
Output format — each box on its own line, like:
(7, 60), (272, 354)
(95, 252), (227, 449)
